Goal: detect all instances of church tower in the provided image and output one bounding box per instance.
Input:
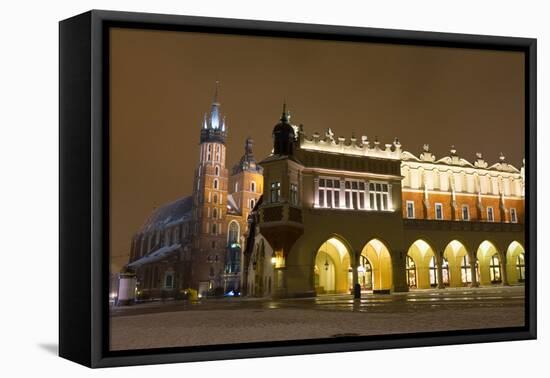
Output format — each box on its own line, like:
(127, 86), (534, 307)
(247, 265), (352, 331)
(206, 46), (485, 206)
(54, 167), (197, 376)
(191, 82), (230, 295)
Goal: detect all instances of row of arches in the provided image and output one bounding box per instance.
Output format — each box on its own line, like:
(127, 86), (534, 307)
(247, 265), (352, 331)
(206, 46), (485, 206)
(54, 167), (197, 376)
(313, 237), (526, 294)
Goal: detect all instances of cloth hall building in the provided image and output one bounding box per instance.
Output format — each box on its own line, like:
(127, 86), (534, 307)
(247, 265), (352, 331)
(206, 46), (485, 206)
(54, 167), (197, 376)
(244, 106), (526, 298)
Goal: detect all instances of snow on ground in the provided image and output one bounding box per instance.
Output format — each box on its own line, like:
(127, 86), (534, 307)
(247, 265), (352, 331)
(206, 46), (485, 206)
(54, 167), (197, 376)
(110, 305), (524, 350)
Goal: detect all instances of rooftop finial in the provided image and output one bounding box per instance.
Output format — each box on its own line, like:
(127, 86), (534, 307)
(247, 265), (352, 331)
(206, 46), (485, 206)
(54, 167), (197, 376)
(281, 101), (290, 123)
(213, 80), (220, 104)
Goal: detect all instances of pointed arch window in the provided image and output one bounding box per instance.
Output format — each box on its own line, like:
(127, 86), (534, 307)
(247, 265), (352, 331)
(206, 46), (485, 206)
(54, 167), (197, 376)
(213, 179), (219, 190)
(490, 255), (502, 283)
(215, 166), (219, 176)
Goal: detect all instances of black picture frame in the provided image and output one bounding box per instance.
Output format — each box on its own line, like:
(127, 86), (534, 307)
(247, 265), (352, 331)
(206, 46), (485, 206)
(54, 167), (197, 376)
(59, 9), (537, 368)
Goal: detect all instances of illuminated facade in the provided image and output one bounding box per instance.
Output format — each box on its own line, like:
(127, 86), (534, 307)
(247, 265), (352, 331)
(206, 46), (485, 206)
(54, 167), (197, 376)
(125, 85), (263, 299)
(244, 106), (525, 298)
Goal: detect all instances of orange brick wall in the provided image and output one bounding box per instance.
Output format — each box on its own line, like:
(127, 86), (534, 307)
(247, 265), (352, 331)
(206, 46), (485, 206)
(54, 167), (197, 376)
(402, 190), (524, 223)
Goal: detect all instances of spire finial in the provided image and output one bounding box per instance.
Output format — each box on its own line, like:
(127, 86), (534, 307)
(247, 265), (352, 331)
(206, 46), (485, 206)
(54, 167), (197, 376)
(213, 80), (220, 104)
(281, 101), (290, 123)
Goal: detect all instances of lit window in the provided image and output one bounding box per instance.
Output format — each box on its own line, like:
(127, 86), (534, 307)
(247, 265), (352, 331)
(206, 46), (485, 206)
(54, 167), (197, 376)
(487, 207), (494, 222)
(442, 258), (450, 286)
(490, 255), (502, 283)
(406, 201), (415, 218)
(290, 183), (299, 205)
(235, 182), (239, 192)
(510, 208), (518, 223)
(460, 255), (472, 284)
(270, 181), (281, 203)
(344, 180), (365, 209)
(429, 256), (438, 287)
(228, 222), (239, 244)
(516, 253), (525, 282)
(406, 256), (417, 288)
(318, 178), (341, 208)
(369, 182), (390, 211)
(435, 203), (443, 220)
(462, 205), (470, 221)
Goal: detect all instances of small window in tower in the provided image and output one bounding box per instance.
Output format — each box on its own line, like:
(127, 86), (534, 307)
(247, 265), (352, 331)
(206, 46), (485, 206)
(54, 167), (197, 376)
(251, 181), (256, 192)
(213, 208), (218, 218)
(215, 166), (219, 176)
(213, 194), (218, 204)
(213, 179), (219, 190)
(212, 224), (217, 234)
(250, 199), (255, 209)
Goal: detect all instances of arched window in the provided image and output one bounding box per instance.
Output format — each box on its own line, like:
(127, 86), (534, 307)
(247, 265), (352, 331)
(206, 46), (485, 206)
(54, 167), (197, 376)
(215, 166), (219, 176)
(211, 223), (217, 234)
(490, 255), (502, 283)
(461, 255), (472, 284)
(358, 255), (373, 290)
(213, 208), (218, 219)
(250, 199), (255, 209)
(213, 179), (219, 190)
(228, 221), (239, 245)
(429, 256), (438, 287)
(406, 256), (417, 288)
(516, 253), (525, 282)
(442, 257), (450, 286)
(250, 181), (256, 192)
(213, 194), (218, 204)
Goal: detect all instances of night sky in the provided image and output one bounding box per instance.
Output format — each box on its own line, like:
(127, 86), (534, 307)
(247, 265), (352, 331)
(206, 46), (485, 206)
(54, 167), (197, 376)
(110, 27), (525, 272)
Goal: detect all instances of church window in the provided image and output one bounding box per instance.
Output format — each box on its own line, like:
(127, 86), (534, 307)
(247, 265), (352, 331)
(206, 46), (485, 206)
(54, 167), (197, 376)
(228, 221), (239, 245)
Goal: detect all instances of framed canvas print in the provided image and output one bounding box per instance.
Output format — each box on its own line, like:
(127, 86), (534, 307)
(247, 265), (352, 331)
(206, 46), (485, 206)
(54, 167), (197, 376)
(59, 10), (537, 368)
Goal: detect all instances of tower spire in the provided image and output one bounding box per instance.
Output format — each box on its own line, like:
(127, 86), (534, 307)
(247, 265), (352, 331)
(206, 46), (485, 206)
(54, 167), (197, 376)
(213, 80), (220, 104)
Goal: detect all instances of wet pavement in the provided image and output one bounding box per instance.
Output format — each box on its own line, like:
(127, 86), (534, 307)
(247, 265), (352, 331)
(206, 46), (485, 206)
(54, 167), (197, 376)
(110, 285), (525, 317)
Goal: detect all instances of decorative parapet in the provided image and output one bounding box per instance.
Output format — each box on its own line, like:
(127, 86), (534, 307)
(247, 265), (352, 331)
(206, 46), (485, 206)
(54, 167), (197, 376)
(401, 145), (521, 173)
(299, 127), (402, 160)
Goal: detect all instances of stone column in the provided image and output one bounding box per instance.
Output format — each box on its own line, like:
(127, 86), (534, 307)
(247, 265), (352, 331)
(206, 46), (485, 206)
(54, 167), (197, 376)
(470, 256), (479, 287)
(392, 250), (409, 292)
(352, 253), (360, 298)
(313, 177), (319, 208)
(436, 257), (445, 289)
(501, 254), (509, 286)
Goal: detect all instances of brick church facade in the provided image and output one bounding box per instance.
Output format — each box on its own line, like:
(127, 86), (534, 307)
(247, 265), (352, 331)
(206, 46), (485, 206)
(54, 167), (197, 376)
(124, 86), (263, 299)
